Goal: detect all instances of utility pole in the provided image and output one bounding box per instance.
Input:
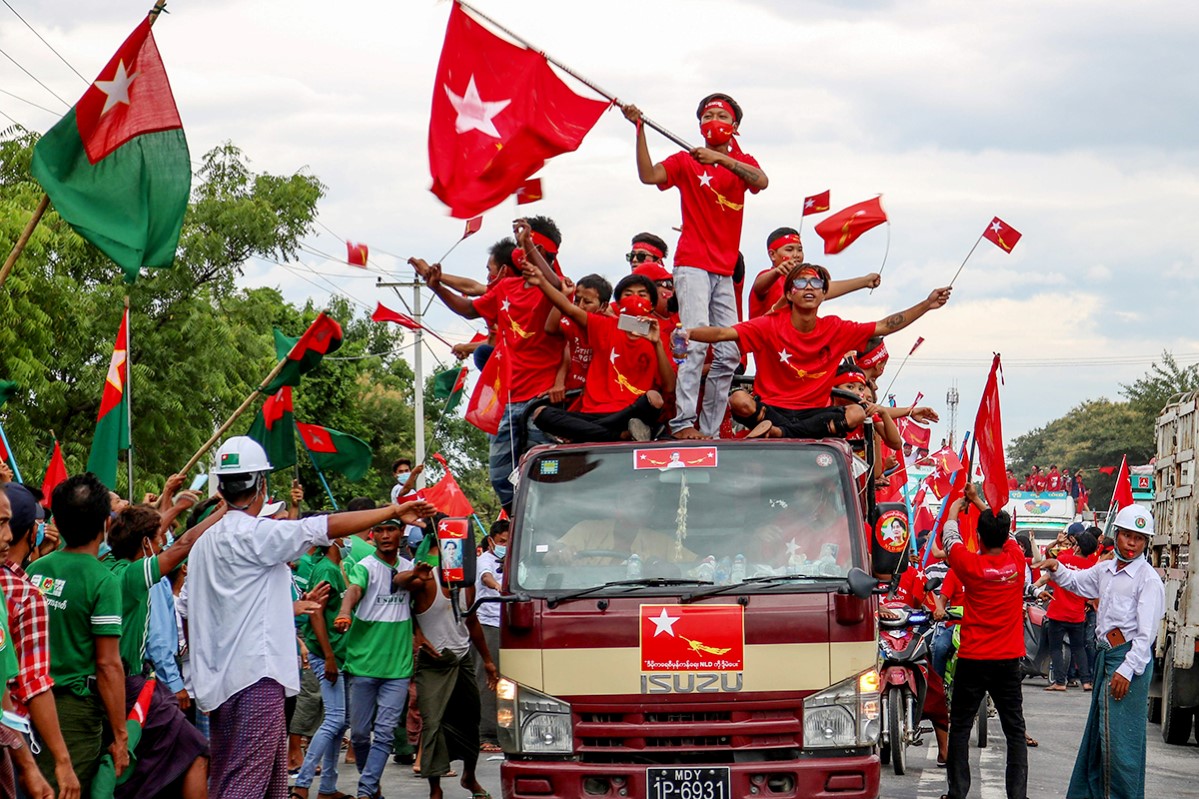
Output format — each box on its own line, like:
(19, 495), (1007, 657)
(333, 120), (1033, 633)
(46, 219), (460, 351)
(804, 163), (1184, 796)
(946, 382), (959, 450)
(376, 277), (433, 489)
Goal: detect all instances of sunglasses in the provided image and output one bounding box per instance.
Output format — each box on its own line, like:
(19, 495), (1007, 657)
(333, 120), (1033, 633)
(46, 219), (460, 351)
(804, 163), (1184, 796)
(791, 277), (827, 291)
(656, 279), (674, 291)
(626, 251), (662, 264)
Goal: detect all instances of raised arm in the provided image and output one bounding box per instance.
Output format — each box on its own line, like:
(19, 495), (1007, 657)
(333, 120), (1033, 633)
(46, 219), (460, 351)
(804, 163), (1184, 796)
(620, 104), (669, 186)
(326, 500), (437, 540)
(438, 272), (489, 297)
(643, 319), (677, 395)
(827, 273), (882, 300)
(156, 500), (228, 576)
(409, 258), (481, 319)
(687, 326), (740, 344)
(522, 262), (586, 326)
(752, 264), (788, 299)
(874, 287), (951, 337)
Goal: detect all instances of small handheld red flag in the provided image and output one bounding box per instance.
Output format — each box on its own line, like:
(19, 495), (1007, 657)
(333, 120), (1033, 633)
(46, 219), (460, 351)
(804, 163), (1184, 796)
(908, 337), (925, 357)
(515, 178), (542, 205)
(41, 440), (68, 509)
(973, 354), (1009, 512)
(1112, 455), (1134, 510)
(814, 197), (887, 255)
(897, 418), (932, 449)
(372, 302), (421, 331)
(463, 216), (483, 237)
(419, 453), (476, 518)
(346, 241), (369, 267)
(982, 216), (1021, 253)
(802, 190), (830, 215)
(1098, 465), (1116, 475)
(465, 343), (509, 435)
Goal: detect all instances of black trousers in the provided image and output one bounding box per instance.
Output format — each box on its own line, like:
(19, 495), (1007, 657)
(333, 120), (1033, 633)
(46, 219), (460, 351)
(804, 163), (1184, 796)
(1047, 618), (1091, 685)
(535, 395), (660, 442)
(947, 657), (1027, 799)
(732, 396), (850, 438)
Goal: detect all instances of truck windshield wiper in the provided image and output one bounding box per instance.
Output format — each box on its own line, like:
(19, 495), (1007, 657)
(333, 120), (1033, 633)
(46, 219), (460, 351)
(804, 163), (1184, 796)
(680, 573), (838, 603)
(546, 578), (711, 608)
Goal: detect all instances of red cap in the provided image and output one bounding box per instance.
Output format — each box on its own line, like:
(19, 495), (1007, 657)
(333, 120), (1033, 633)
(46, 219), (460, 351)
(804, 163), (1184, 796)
(633, 262), (672, 283)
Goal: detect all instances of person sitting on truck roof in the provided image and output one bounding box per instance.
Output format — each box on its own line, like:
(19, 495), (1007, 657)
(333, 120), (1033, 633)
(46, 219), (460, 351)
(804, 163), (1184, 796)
(524, 258), (677, 443)
(544, 273), (612, 410)
(1038, 504), (1165, 799)
(748, 228), (880, 319)
(688, 263), (950, 440)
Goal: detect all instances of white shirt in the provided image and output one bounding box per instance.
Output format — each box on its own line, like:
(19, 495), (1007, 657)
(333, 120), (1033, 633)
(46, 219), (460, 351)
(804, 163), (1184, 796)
(475, 551), (502, 627)
(1050, 555), (1165, 681)
(186, 510), (331, 711)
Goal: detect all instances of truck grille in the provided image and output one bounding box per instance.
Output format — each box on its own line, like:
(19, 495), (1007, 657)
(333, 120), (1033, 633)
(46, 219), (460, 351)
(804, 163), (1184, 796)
(576, 702), (802, 763)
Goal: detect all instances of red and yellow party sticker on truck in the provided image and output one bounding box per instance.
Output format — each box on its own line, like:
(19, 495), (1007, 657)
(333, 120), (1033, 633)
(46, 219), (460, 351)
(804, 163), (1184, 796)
(492, 439), (882, 799)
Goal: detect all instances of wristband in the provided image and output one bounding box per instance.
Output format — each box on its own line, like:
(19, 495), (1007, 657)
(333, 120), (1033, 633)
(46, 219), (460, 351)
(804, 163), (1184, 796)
(335, 615), (352, 626)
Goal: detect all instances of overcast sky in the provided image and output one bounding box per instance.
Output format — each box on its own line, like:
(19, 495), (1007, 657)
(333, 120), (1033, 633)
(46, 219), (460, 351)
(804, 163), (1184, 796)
(4, 0), (1198, 448)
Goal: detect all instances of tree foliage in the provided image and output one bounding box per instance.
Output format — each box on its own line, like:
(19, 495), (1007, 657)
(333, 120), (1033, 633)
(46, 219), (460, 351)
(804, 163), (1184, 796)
(0, 128), (490, 514)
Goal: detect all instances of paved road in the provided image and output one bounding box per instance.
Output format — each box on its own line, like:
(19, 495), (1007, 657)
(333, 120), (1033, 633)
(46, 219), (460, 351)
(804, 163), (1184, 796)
(312, 682), (1199, 798)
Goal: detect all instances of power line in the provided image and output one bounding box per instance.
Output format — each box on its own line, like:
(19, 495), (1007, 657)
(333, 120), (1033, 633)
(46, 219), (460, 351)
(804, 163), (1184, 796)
(0, 105), (18, 125)
(0, 43), (70, 107)
(1, 0), (90, 85)
(0, 85), (57, 115)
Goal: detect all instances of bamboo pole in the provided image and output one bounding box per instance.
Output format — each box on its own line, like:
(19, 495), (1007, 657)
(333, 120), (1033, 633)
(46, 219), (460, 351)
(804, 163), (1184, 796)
(178, 357), (290, 475)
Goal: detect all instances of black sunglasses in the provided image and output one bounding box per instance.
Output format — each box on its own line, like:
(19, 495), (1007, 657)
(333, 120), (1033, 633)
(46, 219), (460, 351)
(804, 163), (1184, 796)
(626, 251), (662, 264)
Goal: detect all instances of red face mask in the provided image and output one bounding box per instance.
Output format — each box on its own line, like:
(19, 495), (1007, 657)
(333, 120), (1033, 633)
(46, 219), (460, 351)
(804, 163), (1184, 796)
(701, 119), (735, 147)
(617, 295), (653, 317)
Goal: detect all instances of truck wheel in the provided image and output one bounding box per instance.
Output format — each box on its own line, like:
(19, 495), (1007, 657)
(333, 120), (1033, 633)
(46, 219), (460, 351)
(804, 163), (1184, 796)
(889, 688), (907, 775)
(1162, 658), (1196, 745)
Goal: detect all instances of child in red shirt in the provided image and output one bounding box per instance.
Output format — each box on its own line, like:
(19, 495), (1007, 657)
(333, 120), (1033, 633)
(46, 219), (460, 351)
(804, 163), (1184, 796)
(749, 227), (881, 319)
(688, 263), (951, 439)
(525, 263), (676, 443)
(546, 274), (612, 407)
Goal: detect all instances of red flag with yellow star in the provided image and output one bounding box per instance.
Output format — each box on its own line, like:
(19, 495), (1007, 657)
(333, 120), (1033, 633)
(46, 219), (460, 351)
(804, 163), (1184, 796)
(85, 308), (130, 488)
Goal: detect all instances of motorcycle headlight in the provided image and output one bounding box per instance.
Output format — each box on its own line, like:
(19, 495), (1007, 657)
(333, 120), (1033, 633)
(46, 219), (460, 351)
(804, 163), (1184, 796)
(802, 668), (880, 749)
(496, 678), (573, 755)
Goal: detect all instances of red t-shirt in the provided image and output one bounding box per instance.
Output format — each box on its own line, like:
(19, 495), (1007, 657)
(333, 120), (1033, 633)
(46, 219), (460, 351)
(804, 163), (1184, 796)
(1031, 474), (1047, 492)
(473, 277), (563, 403)
(946, 538), (1026, 660)
(1007, 475), (1019, 490)
(1046, 551), (1097, 623)
(660, 149), (761, 276)
(733, 312), (875, 410)
(558, 316), (591, 392)
(1045, 471), (1062, 491)
(749, 268), (785, 319)
(580, 314), (666, 414)
(895, 568), (936, 613)
(939, 568), (966, 627)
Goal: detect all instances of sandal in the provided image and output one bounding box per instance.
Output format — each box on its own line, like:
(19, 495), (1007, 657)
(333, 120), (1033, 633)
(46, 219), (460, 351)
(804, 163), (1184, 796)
(480, 742), (502, 753)
(1026, 734), (1039, 747)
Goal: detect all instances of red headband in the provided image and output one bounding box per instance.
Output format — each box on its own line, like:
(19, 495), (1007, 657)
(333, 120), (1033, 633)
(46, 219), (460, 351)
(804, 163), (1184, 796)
(531, 231), (558, 255)
(632, 242), (664, 259)
(836, 371), (868, 386)
(859, 342), (889, 368)
(703, 98), (735, 118)
(768, 233), (802, 252)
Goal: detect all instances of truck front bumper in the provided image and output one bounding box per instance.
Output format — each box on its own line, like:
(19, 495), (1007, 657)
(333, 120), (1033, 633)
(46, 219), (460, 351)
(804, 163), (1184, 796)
(501, 754), (880, 799)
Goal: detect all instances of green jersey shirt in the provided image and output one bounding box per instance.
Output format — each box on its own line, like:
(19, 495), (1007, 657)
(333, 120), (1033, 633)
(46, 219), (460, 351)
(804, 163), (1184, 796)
(301, 551), (348, 664)
(105, 555), (163, 670)
(29, 551), (123, 695)
(344, 553), (414, 679)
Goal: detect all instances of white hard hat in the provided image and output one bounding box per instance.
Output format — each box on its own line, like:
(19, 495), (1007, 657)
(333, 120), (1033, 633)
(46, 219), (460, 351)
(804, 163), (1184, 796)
(258, 500), (286, 518)
(214, 436), (272, 475)
(1112, 504), (1153, 538)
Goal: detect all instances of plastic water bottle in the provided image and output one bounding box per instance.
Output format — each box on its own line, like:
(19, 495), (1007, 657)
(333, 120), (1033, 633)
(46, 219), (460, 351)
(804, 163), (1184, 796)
(626, 554), (642, 580)
(731, 554), (747, 584)
(696, 556), (716, 583)
(715, 557), (731, 586)
(670, 324), (688, 363)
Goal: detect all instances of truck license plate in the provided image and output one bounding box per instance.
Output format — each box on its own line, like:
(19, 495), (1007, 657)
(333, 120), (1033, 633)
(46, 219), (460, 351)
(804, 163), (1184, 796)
(646, 767), (731, 799)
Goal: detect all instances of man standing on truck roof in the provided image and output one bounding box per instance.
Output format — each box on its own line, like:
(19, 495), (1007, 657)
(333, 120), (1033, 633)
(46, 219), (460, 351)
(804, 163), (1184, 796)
(1038, 504), (1165, 799)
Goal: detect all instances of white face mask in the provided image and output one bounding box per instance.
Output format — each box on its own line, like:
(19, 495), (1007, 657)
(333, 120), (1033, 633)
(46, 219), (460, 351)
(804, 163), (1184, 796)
(395, 471), (411, 484)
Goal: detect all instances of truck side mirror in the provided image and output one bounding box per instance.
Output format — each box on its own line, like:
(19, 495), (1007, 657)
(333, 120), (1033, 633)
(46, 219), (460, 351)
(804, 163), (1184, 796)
(845, 567), (877, 600)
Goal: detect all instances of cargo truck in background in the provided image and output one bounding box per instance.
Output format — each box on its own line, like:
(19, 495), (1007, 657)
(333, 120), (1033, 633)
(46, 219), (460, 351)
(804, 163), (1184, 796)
(1150, 393), (1199, 744)
(494, 438), (885, 799)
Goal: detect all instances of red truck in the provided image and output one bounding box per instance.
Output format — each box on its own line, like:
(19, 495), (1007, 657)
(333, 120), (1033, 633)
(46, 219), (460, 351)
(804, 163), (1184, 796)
(493, 438), (882, 799)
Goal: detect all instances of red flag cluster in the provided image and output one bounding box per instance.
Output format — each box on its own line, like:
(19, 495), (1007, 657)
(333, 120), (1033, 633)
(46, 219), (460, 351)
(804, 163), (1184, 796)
(429, 3), (608, 218)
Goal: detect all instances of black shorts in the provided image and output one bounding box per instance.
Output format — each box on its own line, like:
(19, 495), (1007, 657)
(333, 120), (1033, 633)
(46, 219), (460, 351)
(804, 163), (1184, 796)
(731, 394), (852, 438)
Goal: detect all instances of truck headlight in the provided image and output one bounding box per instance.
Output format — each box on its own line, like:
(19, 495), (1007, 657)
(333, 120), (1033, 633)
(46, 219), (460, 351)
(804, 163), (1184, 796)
(495, 678), (573, 755)
(802, 668), (880, 749)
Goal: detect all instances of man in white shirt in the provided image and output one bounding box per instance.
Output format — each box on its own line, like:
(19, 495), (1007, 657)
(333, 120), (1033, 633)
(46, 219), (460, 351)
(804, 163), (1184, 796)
(187, 436), (435, 799)
(1038, 503), (1165, 799)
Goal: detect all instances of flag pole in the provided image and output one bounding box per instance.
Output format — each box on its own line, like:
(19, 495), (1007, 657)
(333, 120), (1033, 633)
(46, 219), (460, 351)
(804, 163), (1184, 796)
(880, 348), (915, 400)
(455, 0), (695, 151)
(435, 236), (467, 265)
(0, 421), (23, 484)
(0, 2), (168, 291)
(179, 356), (293, 476)
(294, 421), (339, 510)
(920, 432), (971, 569)
(949, 233), (984, 288)
(868, 222), (892, 295)
(124, 296), (134, 501)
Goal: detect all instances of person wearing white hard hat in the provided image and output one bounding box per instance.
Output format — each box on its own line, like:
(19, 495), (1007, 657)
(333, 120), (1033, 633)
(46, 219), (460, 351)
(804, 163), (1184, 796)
(1038, 503), (1165, 799)
(185, 436), (437, 799)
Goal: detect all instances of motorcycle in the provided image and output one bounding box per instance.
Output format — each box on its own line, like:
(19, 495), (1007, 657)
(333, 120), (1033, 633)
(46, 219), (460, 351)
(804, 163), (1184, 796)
(877, 603), (937, 775)
(1021, 596), (1051, 680)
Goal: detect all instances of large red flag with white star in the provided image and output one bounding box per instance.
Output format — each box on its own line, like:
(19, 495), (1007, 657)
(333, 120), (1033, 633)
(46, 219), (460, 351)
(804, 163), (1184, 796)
(429, 2), (610, 218)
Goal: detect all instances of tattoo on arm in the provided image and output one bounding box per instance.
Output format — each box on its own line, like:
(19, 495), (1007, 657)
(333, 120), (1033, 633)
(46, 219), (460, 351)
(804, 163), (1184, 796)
(883, 313), (905, 331)
(728, 161), (762, 184)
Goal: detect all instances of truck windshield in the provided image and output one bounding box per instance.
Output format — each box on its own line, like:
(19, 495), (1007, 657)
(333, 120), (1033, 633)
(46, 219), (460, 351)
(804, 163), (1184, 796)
(512, 444), (862, 592)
